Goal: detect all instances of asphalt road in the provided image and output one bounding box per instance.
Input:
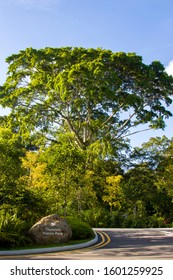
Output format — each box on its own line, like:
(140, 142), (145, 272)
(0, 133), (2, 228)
(2, 228), (173, 259)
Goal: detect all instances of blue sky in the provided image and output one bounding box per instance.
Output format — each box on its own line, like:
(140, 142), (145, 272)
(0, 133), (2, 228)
(0, 0), (173, 146)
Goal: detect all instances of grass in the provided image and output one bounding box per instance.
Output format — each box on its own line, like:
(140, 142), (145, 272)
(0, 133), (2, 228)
(0, 236), (95, 251)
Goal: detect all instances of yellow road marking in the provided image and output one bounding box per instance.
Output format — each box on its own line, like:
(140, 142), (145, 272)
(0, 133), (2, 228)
(90, 231), (111, 249)
(65, 232), (106, 253)
(81, 231), (111, 251)
(88, 231), (106, 249)
(58, 231), (111, 254)
(100, 231), (111, 247)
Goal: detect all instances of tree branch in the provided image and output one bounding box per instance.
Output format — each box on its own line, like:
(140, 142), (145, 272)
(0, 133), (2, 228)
(121, 128), (153, 139)
(101, 103), (124, 128)
(118, 112), (137, 133)
(63, 116), (84, 149)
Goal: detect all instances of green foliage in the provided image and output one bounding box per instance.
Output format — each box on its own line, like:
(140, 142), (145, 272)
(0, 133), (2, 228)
(80, 207), (112, 228)
(103, 175), (124, 212)
(122, 216), (148, 228)
(1, 46), (173, 238)
(1, 47), (172, 153)
(147, 216), (166, 228)
(0, 127), (24, 189)
(65, 217), (94, 240)
(0, 210), (31, 249)
(155, 140), (173, 197)
(130, 136), (171, 169)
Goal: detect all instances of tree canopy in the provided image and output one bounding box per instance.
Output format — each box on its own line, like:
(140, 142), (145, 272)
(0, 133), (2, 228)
(0, 47), (173, 151)
(1, 47), (173, 246)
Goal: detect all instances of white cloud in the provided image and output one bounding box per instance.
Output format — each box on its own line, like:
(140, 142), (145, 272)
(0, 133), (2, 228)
(9, 0), (57, 11)
(165, 60), (173, 76)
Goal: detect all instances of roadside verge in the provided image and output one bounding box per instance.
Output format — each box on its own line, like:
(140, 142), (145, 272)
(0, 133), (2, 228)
(0, 231), (98, 256)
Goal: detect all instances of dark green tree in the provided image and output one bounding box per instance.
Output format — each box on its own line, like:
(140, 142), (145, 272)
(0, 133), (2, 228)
(129, 136), (171, 169)
(122, 137), (173, 227)
(156, 140), (173, 199)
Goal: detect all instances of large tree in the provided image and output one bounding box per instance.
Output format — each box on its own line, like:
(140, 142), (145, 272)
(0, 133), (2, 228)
(0, 47), (173, 151)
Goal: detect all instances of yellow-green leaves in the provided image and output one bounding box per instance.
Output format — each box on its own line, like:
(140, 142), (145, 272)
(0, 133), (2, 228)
(103, 175), (124, 212)
(20, 151), (49, 188)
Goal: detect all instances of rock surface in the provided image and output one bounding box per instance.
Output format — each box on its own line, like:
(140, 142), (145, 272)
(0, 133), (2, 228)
(28, 214), (72, 245)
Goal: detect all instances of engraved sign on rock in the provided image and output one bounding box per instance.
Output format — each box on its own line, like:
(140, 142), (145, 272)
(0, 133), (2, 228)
(28, 214), (72, 245)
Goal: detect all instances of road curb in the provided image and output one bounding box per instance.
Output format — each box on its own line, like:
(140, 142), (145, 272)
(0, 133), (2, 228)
(0, 231), (98, 256)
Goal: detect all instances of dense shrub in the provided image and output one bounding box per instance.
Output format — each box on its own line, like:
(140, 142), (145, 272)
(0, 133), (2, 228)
(0, 210), (32, 249)
(147, 216), (166, 228)
(79, 208), (112, 227)
(65, 217), (95, 240)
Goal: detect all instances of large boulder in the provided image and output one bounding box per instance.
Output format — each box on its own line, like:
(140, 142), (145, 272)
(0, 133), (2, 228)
(28, 214), (72, 245)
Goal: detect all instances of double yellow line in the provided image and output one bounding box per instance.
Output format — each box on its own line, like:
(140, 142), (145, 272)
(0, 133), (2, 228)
(82, 231), (111, 251)
(62, 231), (111, 254)
(58, 231), (111, 255)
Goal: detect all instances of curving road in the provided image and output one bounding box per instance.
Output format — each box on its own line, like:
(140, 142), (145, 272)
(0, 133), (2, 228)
(2, 228), (173, 259)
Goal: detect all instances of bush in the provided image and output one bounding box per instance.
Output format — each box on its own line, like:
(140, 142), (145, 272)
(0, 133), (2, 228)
(0, 209), (32, 249)
(80, 208), (111, 227)
(65, 217), (95, 240)
(147, 216), (166, 228)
